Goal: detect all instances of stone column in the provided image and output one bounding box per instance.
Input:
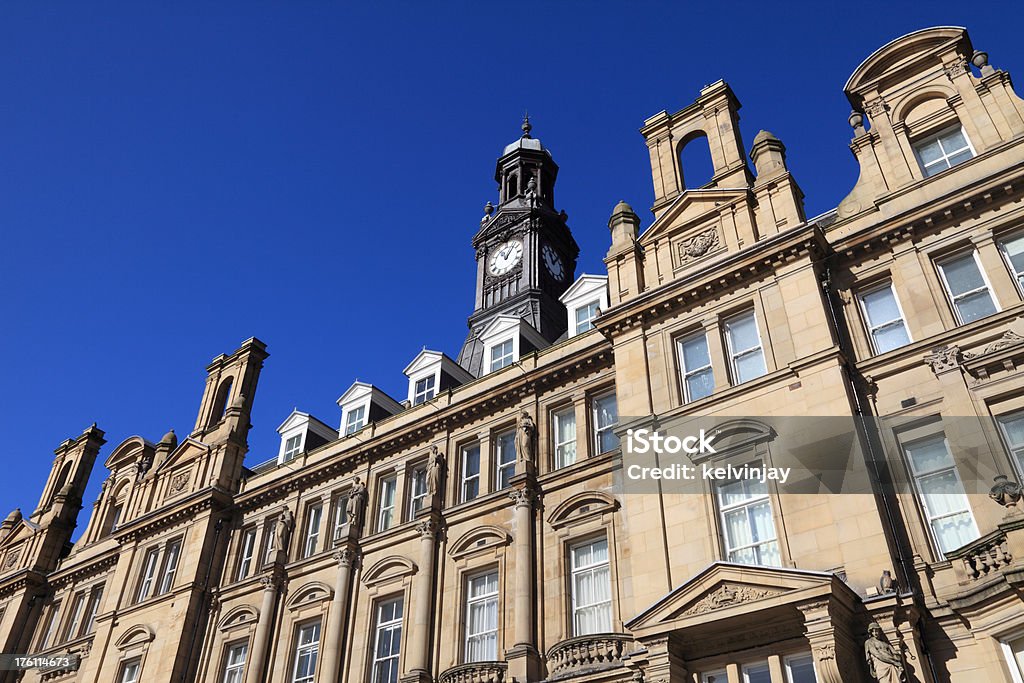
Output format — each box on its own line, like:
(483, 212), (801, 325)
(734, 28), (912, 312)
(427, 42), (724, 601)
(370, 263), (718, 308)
(319, 545), (360, 683)
(797, 598), (861, 683)
(506, 477), (541, 682)
(244, 573), (281, 683)
(402, 517), (439, 683)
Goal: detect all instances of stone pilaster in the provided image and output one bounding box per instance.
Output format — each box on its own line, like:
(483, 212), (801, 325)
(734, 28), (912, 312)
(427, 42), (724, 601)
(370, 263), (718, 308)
(402, 516), (440, 683)
(319, 544), (360, 683)
(506, 475), (541, 683)
(797, 598), (862, 683)
(244, 571), (282, 683)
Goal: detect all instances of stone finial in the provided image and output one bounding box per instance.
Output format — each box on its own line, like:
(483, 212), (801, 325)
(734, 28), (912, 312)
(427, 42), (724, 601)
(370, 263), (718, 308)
(158, 429), (178, 449)
(972, 50), (994, 76)
(849, 111), (865, 135)
(749, 130), (788, 178)
(521, 113), (532, 138)
(990, 475), (1023, 510)
(484, 201), (494, 216)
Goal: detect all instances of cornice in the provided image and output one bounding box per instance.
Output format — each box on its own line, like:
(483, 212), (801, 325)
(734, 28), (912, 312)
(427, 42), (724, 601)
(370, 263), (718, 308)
(49, 554), (119, 589)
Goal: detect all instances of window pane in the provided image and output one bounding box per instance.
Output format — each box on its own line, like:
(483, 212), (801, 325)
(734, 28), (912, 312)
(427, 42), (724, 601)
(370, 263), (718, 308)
(734, 350), (767, 383)
(862, 286), (901, 325)
(941, 255), (986, 295)
(916, 138), (944, 166)
(906, 437), (954, 473)
(873, 323), (911, 354)
(1002, 234), (1024, 277)
(786, 655), (816, 683)
(681, 333), (711, 369)
(726, 312), (760, 351)
(744, 663), (772, 683)
(685, 368), (715, 401)
(956, 290), (998, 322)
(554, 407), (577, 469)
(943, 128), (968, 151)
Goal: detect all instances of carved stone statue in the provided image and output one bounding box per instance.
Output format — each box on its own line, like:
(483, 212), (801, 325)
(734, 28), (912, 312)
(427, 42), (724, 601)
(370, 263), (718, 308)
(515, 411), (535, 464)
(273, 508), (294, 552)
(346, 477), (368, 529)
(878, 570), (896, 594)
(426, 446), (444, 497)
(525, 176), (539, 207)
(864, 622), (905, 683)
(989, 475), (1023, 510)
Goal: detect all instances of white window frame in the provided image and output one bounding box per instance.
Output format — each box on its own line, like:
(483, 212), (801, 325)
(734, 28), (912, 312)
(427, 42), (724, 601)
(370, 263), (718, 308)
(903, 434), (980, 556)
(488, 337), (516, 372)
(1000, 631), (1024, 683)
(377, 476), (397, 533)
(464, 570), (499, 662)
(912, 124), (976, 178)
(332, 495), (349, 541)
(343, 404), (367, 435)
(136, 547), (160, 603)
(413, 374), (437, 405)
(552, 406), (577, 469)
(936, 250), (1000, 325)
(461, 444), (481, 502)
(156, 538), (182, 595)
(574, 299), (601, 335)
(784, 653), (820, 683)
(998, 231), (1024, 297)
(282, 434), (303, 463)
(858, 282), (913, 354)
(263, 520), (278, 565)
(723, 310), (768, 385)
(495, 430), (516, 490)
(120, 658), (141, 683)
(570, 537), (612, 636)
(291, 620), (320, 683)
(237, 527), (257, 580)
(592, 391), (619, 454)
(410, 465), (429, 514)
(303, 503), (323, 558)
(62, 592), (86, 644)
(38, 599), (61, 649)
(82, 585), (103, 636)
(716, 465), (781, 567)
(742, 662), (772, 683)
(997, 411), (1024, 480)
(677, 330), (715, 402)
(372, 598), (403, 683)
(222, 641), (248, 683)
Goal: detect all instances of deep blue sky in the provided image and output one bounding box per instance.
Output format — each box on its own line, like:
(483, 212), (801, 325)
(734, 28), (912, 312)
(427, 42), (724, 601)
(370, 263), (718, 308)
(2, 3), (1022, 533)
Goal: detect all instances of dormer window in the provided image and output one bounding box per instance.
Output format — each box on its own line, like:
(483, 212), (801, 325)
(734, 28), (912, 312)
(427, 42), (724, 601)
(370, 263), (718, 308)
(344, 405), (366, 435)
(414, 376), (436, 405)
(336, 382), (403, 438)
(478, 316), (546, 376)
(913, 125), (974, 178)
(489, 339), (515, 371)
(282, 435), (303, 462)
(560, 275), (609, 339)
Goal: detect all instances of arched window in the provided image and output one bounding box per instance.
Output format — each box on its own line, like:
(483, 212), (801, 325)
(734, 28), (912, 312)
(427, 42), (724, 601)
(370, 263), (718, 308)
(209, 377), (234, 427)
(52, 461), (73, 495)
(678, 132), (715, 190)
(507, 173), (519, 199)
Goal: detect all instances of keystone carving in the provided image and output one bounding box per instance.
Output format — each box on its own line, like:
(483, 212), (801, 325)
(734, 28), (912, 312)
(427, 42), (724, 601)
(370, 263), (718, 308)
(923, 345), (961, 374)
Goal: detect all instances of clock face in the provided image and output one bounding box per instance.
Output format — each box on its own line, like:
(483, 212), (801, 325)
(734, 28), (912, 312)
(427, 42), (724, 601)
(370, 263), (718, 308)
(488, 239), (523, 276)
(542, 244), (565, 281)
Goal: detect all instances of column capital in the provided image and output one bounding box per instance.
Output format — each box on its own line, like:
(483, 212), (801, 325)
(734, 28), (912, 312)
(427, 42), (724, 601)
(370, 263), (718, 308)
(332, 546), (361, 568)
(415, 517), (441, 540)
(258, 572), (282, 592)
(509, 486), (537, 509)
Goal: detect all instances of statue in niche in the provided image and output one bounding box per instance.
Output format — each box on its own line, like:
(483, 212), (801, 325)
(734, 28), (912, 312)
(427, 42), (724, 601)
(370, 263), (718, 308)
(864, 622), (905, 682)
(426, 446), (444, 497)
(273, 508), (294, 552)
(515, 410), (535, 464)
(346, 477), (368, 529)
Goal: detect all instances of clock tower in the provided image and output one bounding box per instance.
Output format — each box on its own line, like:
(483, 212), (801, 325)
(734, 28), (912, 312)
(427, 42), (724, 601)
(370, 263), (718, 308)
(457, 118), (580, 376)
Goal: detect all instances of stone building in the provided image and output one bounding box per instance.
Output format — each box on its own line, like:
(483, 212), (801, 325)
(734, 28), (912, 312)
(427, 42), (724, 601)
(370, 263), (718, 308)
(2, 24), (1024, 683)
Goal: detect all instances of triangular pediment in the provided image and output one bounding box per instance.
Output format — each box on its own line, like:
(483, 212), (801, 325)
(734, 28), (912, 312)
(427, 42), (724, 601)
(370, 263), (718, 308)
(625, 562), (848, 636)
(337, 381), (373, 406)
(155, 437), (209, 473)
(640, 187), (748, 247)
(276, 409), (312, 434)
(472, 209), (531, 244)
(403, 349), (443, 377)
(559, 274), (608, 305)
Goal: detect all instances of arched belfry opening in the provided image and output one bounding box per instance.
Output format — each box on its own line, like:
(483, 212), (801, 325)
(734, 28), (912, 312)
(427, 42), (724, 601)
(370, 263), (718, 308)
(209, 377), (233, 428)
(677, 131), (715, 190)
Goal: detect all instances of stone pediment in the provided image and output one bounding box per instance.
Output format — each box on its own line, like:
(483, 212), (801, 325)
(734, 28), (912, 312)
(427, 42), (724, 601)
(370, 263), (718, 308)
(625, 562), (850, 636)
(639, 187), (748, 248)
(155, 437), (210, 474)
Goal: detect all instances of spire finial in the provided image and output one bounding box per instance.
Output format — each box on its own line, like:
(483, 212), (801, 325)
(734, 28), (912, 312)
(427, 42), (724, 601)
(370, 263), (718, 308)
(521, 111), (532, 138)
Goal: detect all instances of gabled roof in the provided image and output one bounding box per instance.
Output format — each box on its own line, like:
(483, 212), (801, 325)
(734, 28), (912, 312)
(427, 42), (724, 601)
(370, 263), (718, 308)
(640, 187), (748, 247)
(625, 561), (858, 636)
(336, 381), (404, 415)
(478, 315), (548, 350)
(403, 349), (475, 383)
(276, 409), (336, 440)
(559, 274), (609, 304)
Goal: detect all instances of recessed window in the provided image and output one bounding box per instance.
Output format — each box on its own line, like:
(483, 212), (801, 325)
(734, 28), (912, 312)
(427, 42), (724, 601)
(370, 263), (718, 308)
(784, 654), (818, 683)
(678, 331), (715, 402)
(575, 300), (601, 334)
(222, 642), (248, 683)
(237, 527), (257, 580)
(291, 621), (320, 683)
(998, 232), (1024, 296)
(413, 376), (436, 405)
(135, 547), (160, 603)
(553, 407), (577, 469)
(461, 444), (481, 502)
(570, 537), (612, 636)
(724, 311), (767, 384)
(282, 434), (303, 462)
(997, 412), (1024, 477)
(592, 392), (620, 454)
(937, 252), (998, 324)
(489, 339), (515, 371)
(464, 571), (499, 662)
(495, 430), (516, 489)
(913, 125), (974, 178)
(1002, 634), (1024, 681)
(716, 466), (781, 566)
(109, 503), (123, 533)
(156, 538), (182, 595)
(703, 671), (727, 683)
(410, 465), (429, 514)
(344, 405), (366, 435)
(302, 503), (323, 558)
(903, 434), (979, 554)
(120, 659), (142, 683)
(743, 662), (772, 683)
(377, 476), (397, 532)
(263, 520), (278, 565)
(858, 283), (912, 354)
(82, 585), (103, 636)
(61, 591), (86, 644)
(37, 599), (60, 649)
(332, 495), (349, 541)
(372, 598), (403, 683)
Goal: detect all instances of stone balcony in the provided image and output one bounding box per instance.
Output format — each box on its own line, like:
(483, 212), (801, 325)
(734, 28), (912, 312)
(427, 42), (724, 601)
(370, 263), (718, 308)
(946, 512), (1024, 585)
(545, 633), (632, 680)
(438, 661), (508, 683)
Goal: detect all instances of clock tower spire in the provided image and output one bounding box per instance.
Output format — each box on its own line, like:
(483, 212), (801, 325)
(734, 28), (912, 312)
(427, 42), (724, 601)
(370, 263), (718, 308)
(456, 118), (580, 377)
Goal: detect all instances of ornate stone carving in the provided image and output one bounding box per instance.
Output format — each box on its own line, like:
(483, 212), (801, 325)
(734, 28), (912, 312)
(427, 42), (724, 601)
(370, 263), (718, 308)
(963, 330), (1024, 359)
(958, 532), (1013, 581)
(438, 661), (507, 683)
(508, 487), (535, 509)
(864, 622), (906, 682)
(923, 345), (961, 374)
(682, 584), (782, 615)
(258, 574), (279, 591)
(515, 410), (535, 464)
(944, 59), (970, 81)
(989, 475), (1023, 510)
(677, 229), (720, 264)
(426, 445), (444, 498)
(415, 518), (438, 540)
(332, 547), (360, 568)
(346, 477), (368, 531)
(169, 471), (190, 494)
(273, 508), (294, 553)
(3, 550), (19, 569)
(546, 633), (630, 677)
(865, 99), (888, 118)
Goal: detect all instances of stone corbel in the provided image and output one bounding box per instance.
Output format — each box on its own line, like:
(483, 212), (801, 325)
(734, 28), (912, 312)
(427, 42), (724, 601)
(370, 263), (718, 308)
(798, 599), (861, 683)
